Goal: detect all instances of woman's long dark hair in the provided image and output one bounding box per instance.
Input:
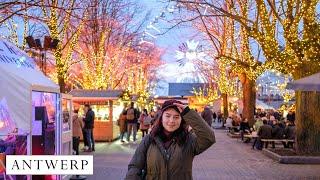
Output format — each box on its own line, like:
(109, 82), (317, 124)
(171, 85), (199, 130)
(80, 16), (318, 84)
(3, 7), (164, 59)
(150, 107), (189, 146)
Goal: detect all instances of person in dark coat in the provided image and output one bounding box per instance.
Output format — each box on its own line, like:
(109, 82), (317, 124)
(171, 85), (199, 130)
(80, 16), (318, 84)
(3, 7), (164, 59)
(201, 106), (213, 127)
(271, 120), (284, 148)
(83, 104), (95, 152)
(286, 110), (295, 124)
(217, 112), (223, 123)
(284, 121), (295, 148)
(212, 112), (217, 122)
(125, 100), (215, 180)
(257, 120), (272, 149)
(272, 121), (284, 139)
(239, 118), (251, 142)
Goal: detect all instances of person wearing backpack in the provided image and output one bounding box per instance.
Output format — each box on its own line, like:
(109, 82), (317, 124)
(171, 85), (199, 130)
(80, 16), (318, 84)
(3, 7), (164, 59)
(125, 100), (216, 180)
(126, 102), (139, 142)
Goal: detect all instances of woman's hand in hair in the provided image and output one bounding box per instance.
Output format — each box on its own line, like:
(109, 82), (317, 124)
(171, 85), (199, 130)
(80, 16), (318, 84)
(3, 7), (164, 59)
(173, 103), (187, 113)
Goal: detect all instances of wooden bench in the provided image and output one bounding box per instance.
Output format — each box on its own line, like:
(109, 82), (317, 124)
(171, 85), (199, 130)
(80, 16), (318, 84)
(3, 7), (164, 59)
(260, 139), (295, 149)
(225, 126), (240, 133)
(261, 139), (294, 143)
(227, 132), (241, 138)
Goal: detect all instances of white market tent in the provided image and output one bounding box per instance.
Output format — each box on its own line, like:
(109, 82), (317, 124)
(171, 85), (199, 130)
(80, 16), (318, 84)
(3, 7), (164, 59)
(286, 72), (320, 91)
(0, 38), (59, 135)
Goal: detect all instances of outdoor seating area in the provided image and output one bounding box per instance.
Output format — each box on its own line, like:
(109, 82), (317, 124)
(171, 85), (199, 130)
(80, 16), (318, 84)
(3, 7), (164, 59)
(224, 107), (296, 152)
(227, 131), (296, 153)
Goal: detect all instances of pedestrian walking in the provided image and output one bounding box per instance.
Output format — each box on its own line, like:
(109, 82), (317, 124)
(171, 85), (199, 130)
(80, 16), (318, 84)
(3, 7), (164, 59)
(126, 102), (139, 142)
(139, 109), (151, 138)
(72, 109), (83, 155)
(118, 108), (127, 142)
(212, 112), (217, 122)
(201, 105), (213, 127)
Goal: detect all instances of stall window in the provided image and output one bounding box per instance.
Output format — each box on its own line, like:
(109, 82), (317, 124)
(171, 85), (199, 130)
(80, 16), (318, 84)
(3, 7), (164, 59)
(79, 104), (109, 121)
(92, 105), (109, 121)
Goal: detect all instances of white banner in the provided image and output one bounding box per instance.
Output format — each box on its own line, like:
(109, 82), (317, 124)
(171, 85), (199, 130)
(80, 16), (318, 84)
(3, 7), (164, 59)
(6, 155), (93, 175)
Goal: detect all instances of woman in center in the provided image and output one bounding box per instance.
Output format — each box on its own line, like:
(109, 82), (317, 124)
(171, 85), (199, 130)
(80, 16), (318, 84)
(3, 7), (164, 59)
(125, 100), (216, 180)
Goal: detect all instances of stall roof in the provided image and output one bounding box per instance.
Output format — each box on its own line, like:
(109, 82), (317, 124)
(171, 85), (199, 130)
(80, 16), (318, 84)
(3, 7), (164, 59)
(69, 89), (123, 99)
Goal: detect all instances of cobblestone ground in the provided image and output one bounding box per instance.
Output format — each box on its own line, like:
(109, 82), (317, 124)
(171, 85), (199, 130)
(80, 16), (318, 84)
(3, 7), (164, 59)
(83, 129), (320, 180)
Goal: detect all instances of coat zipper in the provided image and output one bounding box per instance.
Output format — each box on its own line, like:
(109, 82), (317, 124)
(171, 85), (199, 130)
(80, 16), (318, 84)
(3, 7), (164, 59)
(165, 139), (176, 180)
(164, 149), (170, 180)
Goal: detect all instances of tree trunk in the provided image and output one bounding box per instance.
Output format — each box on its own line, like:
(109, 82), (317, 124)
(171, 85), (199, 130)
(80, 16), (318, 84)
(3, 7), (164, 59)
(58, 75), (65, 93)
(54, 48), (65, 93)
(222, 93), (228, 120)
(240, 73), (256, 126)
(293, 64), (320, 155)
(295, 91), (320, 155)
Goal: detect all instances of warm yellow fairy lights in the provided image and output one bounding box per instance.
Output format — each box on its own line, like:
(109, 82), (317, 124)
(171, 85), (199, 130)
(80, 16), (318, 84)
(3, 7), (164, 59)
(192, 87), (220, 105)
(45, 1), (88, 90)
(277, 76), (295, 104)
(184, 0), (320, 81)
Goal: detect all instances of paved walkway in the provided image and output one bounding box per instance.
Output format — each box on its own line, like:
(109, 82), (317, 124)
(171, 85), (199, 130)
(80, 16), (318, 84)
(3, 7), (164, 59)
(84, 129), (320, 180)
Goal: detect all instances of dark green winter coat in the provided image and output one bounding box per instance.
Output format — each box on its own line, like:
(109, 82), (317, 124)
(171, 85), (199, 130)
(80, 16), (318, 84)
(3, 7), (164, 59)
(125, 108), (216, 180)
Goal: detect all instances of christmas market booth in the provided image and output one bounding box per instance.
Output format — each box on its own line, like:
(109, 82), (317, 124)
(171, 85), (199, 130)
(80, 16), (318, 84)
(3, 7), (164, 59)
(70, 89), (124, 141)
(0, 38), (73, 179)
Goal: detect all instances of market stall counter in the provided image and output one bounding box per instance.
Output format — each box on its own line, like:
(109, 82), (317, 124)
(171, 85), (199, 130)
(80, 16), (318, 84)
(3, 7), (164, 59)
(70, 89), (123, 141)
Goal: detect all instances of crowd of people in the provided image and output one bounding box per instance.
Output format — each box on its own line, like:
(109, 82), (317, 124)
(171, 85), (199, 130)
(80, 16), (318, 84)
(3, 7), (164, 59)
(194, 105), (296, 150)
(225, 109), (296, 150)
(117, 102), (162, 143)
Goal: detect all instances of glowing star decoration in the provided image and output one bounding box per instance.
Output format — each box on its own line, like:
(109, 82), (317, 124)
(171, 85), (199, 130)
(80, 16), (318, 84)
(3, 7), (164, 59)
(175, 40), (206, 66)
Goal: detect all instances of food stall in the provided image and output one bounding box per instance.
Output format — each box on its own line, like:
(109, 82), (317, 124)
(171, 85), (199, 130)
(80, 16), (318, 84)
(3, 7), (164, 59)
(0, 38), (72, 180)
(70, 89), (123, 141)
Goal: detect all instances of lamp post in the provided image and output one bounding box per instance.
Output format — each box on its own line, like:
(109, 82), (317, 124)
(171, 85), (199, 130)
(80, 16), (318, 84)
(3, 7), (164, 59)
(25, 36), (59, 75)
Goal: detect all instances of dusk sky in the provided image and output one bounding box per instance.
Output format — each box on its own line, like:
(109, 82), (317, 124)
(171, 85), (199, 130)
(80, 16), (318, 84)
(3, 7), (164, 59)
(139, 0), (205, 95)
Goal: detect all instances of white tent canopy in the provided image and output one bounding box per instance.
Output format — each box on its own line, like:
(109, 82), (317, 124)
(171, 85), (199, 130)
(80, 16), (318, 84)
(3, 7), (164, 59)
(0, 38), (59, 134)
(286, 72), (320, 91)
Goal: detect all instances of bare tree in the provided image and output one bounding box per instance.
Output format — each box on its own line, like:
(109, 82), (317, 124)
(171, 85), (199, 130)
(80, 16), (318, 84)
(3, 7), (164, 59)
(176, 0), (320, 154)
